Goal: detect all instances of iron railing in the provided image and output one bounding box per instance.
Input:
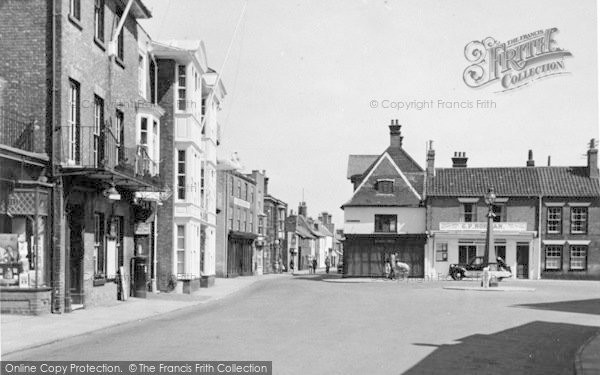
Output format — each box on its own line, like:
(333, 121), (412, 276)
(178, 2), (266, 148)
(0, 107), (35, 152)
(62, 125), (159, 182)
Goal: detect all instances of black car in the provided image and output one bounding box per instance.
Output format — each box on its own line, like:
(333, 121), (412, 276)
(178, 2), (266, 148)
(449, 256), (512, 281)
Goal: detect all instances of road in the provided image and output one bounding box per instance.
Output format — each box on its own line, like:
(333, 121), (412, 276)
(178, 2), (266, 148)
(5, 275), (600, 374)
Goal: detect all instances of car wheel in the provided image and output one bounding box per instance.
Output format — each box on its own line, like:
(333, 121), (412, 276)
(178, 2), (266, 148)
(453, 271), (463, 281)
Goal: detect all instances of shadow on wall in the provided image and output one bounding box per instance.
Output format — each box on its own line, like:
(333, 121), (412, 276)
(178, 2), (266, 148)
(512, 299), (600, 316)
(404, 321), (599, 375)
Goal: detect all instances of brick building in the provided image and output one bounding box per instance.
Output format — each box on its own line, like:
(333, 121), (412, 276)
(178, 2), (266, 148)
(0, 0), (164, 313)
(263, 180), (288, 273)
(153, 40), (225, 292)
(425, 140), (600, 280)
(215, 166), (265, 277)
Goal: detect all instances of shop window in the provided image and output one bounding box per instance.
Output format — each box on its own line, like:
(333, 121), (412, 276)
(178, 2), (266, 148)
(495, 245), (506, 261)
(547, 207), (562, 234)
(570, 207), (588, 234)
(458, 245), (476, 264)
(545, 246), (562, 270)
(435, 243), (448, 262)
(374, 215), (397, 233)
(569, 246), (587, 271)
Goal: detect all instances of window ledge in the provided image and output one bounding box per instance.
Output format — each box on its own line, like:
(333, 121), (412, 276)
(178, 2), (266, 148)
(94, 37), (106, 51)
(68, 14), (83, 30)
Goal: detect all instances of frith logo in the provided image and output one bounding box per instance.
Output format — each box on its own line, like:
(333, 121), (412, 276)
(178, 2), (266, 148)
(463, 28), (572, 92)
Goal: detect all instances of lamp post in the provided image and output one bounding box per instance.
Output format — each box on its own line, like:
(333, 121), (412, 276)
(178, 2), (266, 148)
(483, 187), (497, 267)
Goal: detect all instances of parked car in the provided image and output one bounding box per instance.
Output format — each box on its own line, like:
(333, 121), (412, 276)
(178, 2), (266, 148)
(337, 260), (344, 273)
(449, 256), (512, 281)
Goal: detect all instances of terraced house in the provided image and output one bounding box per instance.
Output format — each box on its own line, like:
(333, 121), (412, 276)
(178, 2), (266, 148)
(0, 0), (164, 313)
(425, 140), (600, 280)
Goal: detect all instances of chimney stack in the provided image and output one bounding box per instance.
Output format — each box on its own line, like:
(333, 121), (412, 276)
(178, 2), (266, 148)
(451, 152), (468, 168)
(526, 150), (535, 167)
(547, 155), (551, 166)
(264, 176), (269, 195)
(426, 140), (435, 177)
(588, 138), (598, 178)
(389, 119), (403, 148)
(298, 202), (308, 217)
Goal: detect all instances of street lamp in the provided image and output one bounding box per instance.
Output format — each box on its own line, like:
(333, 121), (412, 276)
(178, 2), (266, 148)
(483, 187), (496, 267)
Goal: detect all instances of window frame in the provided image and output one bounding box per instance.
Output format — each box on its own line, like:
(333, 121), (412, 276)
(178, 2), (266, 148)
(374, 214), (397, 233)
(546, 207), (562, 234)
(176, 224), (186, 277)
(569, 245), (587, 271)
(94, 0), (105, 43)
(115, 10), (124, 62)
(68, 79), (81, 165)
(177, 149), (186, 200)
(544, 245), (562, 271)
(435, 242), (448, 262)
(376, 179), (394, 194)
(93, 212), (106, 280)
(177, 65), (187, 111)
(93, 95), (104, 167)
(115, 110), (124, 165)
(570, 207), (588, 234)
(70, 0), (81, 21)
(462, 203), (476, 222)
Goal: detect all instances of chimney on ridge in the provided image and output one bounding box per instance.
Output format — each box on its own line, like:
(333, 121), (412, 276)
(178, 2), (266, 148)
(426, 140), (435, 177)
(588, 138), (598, 178)
(451, 152), (468, 168)
(526, 150), (535, 167)
(389, 119), (403, 148)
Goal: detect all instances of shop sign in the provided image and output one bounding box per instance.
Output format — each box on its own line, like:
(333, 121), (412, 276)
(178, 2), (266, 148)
(134, 223), (151, 235)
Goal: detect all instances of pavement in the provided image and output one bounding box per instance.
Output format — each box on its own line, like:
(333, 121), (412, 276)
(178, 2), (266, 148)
(0, 273), (288, 357)
(2, 272), (599, 375)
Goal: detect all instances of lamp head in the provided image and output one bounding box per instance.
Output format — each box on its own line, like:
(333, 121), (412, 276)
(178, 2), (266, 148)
(484, 187), (496, 205)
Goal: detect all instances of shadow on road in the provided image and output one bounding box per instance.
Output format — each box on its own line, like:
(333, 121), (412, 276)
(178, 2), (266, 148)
(404, 321), (599, 375)
(512, 299), (600, 316)
(291, 274), (342, 282)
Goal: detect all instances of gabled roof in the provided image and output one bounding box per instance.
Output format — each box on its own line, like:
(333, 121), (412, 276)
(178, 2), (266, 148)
(343, 153), (424, 208)
(347, 155), (378, 178)
(296, 215), (316, 239)
(427, 167), (600, 197)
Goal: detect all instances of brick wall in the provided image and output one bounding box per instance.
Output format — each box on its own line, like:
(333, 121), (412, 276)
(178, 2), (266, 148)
(541, 198), (600, 279)
(0, 288), (52, 315)
(156, 59), (175, 290)
(0, 0), (49, 153)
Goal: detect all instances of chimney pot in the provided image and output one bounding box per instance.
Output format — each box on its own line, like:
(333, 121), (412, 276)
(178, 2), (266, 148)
(452, 152), (468, 168)
(389, 120), (403, 148)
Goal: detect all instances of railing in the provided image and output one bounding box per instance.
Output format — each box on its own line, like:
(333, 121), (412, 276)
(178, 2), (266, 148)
(62, 125), (117, 169)
(0, 107), (35, 152)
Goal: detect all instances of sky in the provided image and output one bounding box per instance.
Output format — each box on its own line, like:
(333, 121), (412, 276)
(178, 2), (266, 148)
(141, 0), (599, 227)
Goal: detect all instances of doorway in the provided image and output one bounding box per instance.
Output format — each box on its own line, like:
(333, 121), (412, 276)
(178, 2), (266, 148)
(67, 205), (84, 306)
(516, 244), (529, 279)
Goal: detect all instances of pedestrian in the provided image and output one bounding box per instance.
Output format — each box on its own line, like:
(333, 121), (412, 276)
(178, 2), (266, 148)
(389, 253), (396, 280)
(290, 259), (294, 272)
(385, 259), (391, 278)
(312, 257), (318, 274)
(325, 256), (331, 274)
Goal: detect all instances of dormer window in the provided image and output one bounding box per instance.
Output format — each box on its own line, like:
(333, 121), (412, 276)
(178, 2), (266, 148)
(376, 179), (394, 194)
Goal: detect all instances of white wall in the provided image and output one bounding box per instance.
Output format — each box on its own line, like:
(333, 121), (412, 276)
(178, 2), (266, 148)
(343, 207), (426, 234)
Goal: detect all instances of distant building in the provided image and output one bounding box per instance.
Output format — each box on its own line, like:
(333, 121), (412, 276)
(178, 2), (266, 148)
(263, 179), (288, 273)
(342, 120), (427, 277)
(286, 203), (316, 271)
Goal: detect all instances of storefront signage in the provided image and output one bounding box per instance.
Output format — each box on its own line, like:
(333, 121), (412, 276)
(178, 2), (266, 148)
(134, 223), (151, 235)
(439, 222), (527, 232)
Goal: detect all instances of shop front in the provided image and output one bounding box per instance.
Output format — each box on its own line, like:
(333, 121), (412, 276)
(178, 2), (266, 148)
(429, 222), (538, 279)
(0, 184), (52, 315)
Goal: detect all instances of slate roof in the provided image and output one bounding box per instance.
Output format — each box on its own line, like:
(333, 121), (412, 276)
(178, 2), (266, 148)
(427, 167), (600, 197)
(295, 216), (316, 239)
(347, 155), (378, 178)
